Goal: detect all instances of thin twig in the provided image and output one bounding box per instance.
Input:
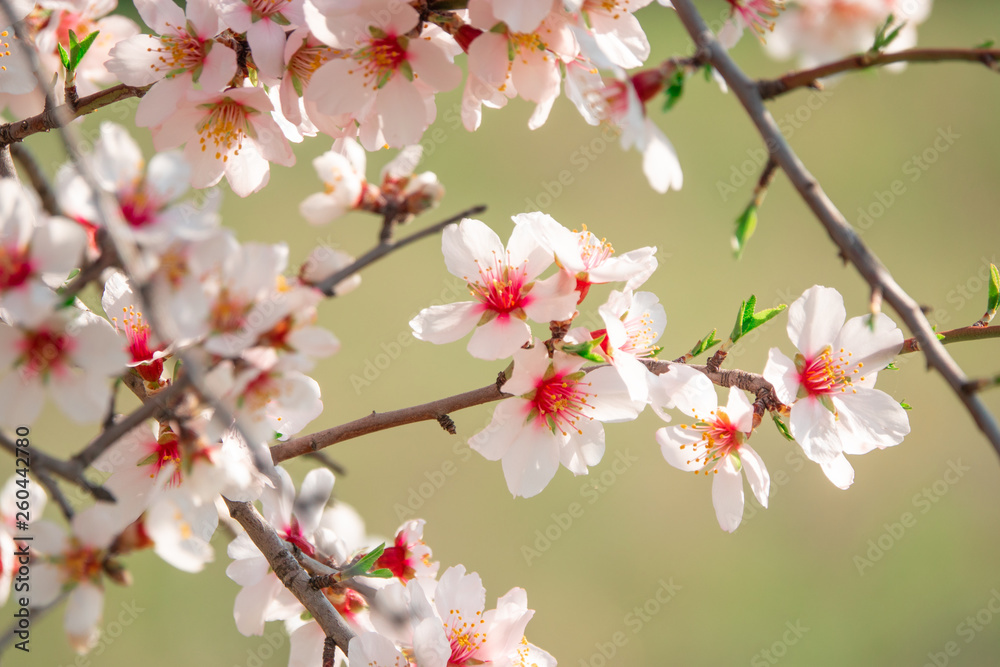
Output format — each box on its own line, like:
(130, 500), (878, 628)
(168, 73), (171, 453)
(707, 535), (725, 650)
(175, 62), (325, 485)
(9, 143), (62, 215)
(223, 497), (357, 654)
(900, 325), (1000, 354)
(670, 0), (1000, 457)
(34, 466), (74, 520)
(0, 431), (114, 502)
(759, 47), (1000, 99)
(316, 205), (487, 296)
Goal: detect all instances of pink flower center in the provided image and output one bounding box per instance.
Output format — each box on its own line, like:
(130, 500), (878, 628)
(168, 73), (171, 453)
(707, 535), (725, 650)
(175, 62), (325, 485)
(353, 34), (408, 88)
(288, 42), (340, 86)
(447, 610), (487, 665)
(142, 433), (183, 486)
(529, 370), (591, 436)
(61, 540), (104, 583)
(248, 0), (289, 20)
(113, 305), (165, 382)
(577, 227), (614, 272)
(0, 244), (33, 290)
(120, 189), (160, 228)
(796, 346), (863, 398)
(727, 0), (782, 36)
(152, 26), (207, 76)
(679, 410), (744, 474)
(281, 518), (315, 557)
(197, 98), (252, 162)
(468, 254), (532, 317)
(18, 328), (73, 379)
(619, 311), (658, 358)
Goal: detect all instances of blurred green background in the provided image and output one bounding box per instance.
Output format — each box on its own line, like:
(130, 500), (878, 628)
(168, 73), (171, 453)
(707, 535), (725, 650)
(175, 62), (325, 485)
(7, 1), (1000, 665)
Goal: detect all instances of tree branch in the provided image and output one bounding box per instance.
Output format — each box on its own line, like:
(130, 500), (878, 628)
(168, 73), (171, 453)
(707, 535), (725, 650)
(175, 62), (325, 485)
(0, 431), (114, 502)
(759, 47), (1000, 99)
(222, 498), (356, 654)
(316, 205), (486, 296)
(670, 0), (1000, 458)
(900, 325), (1000, 354)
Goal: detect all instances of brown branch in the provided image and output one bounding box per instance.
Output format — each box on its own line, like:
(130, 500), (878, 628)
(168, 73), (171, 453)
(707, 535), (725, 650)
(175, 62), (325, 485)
(671, 0), (1000, 457)
(222, 498), (356, 654)
(316, 205), (487, 296)
(0, 430), (114, 502)
(271, 382), (508, 463)
(900, 325), (1000, 354)
(759, 47), (1000, 99)
(9, 143), (62, 215)
(0, 83), (151, 147)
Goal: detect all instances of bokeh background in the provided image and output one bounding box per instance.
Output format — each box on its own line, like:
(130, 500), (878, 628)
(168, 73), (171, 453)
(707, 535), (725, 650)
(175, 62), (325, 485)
(7, 1), (1000, 665)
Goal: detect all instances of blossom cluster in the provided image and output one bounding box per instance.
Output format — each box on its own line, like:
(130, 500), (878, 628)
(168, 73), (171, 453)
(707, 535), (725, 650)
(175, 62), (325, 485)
(409, 214), (910, 532)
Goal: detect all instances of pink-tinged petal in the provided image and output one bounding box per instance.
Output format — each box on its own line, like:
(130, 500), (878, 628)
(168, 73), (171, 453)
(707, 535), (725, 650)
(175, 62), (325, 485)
(585, 366), (643, 422)
(349, 631), (410, 667)
(511, 50), (560, 105)
(222, 140), (270, 197)
(612, 353), (651, 403)
(137, 77), (192, 133)
(133, 0), (184, 34)
(409, 301), (482, 344)
(591, 12), (649, 69)
(467, 31), (509, 88)
(146, 493), (217, 572)
(32, 519), (68, 554)
(642, 118), (683, 193)
(587, 247), (659, 288)
(649, 365), (717, 420)
(504, 343), (551, 396)
(833, 312), (903, 373)
(494, 0), (553, 33)
(50, 370), (114, 423)
(467, 316), (532, 360)
(740, 445), (770, 508)
(64, 583), (104, 653)
(656, 426), (703, 472)
(835, 388), (910, 455)
(820, 454), (855, 490)
(233, 575), (283, 636)
(186, 0), (222, 36)
(501, 422), (560, 498)
(724, 386), (755, 432)
(288, 621), (326, 667)
(295, 468), (335, 534)
(712, 457), (745, 532)
(506, 217), (556, 280)
(558, 418), (604, 474)
(200, 41), (238, 91)
(252, 115), (296, 167)
(762, 347), (799, 406)
(0, 370), (44, 426)
(375, 76), (428, 148)
(106, 34), (170, 86)
(408, 39), (461, 92)
(442, 218), (504, 280)
(413, 617), (451, 667)
(31, 216), (87, 277)
(787, 285), (845, 357)
(92, 122), (144, 192)
(247, 19), (288, 80)
(789, 397), (842, 463)
(30, 563), (63, 606)
(306, 59), (372, 116)
(470, 398), (526, 461)
(146, 151), (191, 203)
(522, 271), (578, 323)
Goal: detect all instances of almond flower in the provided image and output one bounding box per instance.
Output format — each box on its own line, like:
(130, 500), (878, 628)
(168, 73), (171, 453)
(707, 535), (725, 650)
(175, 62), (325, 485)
(146, 86), (295, 197)
(409, 216), (578, 361)
(657, 379), (769, 533)
(470, 341), (640, 497)
(762, 285), (910, 489)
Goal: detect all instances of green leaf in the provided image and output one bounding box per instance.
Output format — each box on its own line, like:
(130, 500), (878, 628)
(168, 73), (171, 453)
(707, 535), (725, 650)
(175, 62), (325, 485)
(886, 362), (899, 371)
(71, 31), (100, 70)
(68, 29), (79, 49)
(730, 295), (787, 343)
(561, 335), (607, 363)
(871, 14), (906, 52)
(662, 69), (685, 112)
(771, 413), (794, 441)
(987, 263), (999, 316)
(58, 43), (71, 70)
(900, 401), (912, 410)
(688, 329), (722, 358)
(732, 203), (757, 260)
(975, 39), (995, 49)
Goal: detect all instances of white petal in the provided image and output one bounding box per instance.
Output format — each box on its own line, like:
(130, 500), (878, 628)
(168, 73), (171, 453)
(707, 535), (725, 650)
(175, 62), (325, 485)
(409, 301), (482, 344)
(712, 457), (745, 532)
(787, 285), (845, 358)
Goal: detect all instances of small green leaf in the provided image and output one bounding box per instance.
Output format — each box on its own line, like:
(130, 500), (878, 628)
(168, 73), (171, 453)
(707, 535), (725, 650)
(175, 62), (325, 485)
(871, 14), (906, 52)
(886, 362), (899, 371)
(662, 69), (685, 112)
(987, 263), (999, 315)
(68, 29), (79, 49)
(730, 295), (787, 343)
(688, 329), (722, 358)
(339, 543), (388, 580)
(71, 31), (100, 70)
(248, 66), (259, 86)
(561, 335), (607, 363)
(900, 400), (912, 410)
(58, 43), (71, 70)
(771, 413), (794, 441)
(975, 39), (995, 49)
(732, 203), (757, 260)
(366, 568), (394, 579)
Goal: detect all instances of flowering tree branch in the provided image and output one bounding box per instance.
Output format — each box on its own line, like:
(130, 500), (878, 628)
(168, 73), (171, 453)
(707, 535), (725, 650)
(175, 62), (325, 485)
(0, 431), (114, 502)
(670, 0), (1000, 459)
(900, 324), (1000, 354)
(759, 47), (1000, 99)
(222, 497), (357, 654)
(317, 204), (488, 296)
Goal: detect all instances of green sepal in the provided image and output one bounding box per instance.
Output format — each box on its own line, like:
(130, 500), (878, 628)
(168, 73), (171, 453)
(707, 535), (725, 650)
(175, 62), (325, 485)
(291, 73), (304, 97)
(561, 335), (607, 363)
(900, 400), (912, 410)
(248, 66), (259, 87)
(730, 294), (787, 343)
(732, 203), (757, 260)
(688, 329), (722, 358)
(662, 69), (685, 113)
(398, 60), (414, 83)
(272, 12), (291, 26)
(369, 26), (387, 39)
(136, 452), (159, 467)
(771, 413), (795, 441)
(172, 358), (183, 383)
(730, 450), (742, 472)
